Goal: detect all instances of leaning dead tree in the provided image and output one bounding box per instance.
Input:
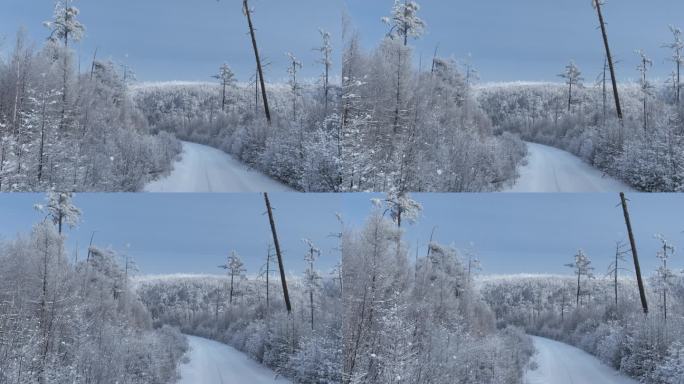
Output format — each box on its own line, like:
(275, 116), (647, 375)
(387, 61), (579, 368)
(592, 0), (623, 122)
(619, 193), (648, 315)
(264, 193), (292, 313)
(243, 0), (271, 124)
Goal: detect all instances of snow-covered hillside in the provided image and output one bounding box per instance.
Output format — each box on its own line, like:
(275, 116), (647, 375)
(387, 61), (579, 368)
(179, 336), (291, 384)
(145, 141), (294, 192)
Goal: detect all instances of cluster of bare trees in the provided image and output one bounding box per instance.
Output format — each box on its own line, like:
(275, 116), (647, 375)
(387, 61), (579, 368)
(0, 193), (188, 384)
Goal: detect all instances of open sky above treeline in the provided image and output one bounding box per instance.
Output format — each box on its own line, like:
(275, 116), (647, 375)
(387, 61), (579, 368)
(0, 193), (682, 276)
(2, 0), (684, 83)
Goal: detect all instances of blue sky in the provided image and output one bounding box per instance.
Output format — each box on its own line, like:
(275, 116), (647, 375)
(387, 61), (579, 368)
(2, 0), (684, 83)
(1, 193), (682, 277)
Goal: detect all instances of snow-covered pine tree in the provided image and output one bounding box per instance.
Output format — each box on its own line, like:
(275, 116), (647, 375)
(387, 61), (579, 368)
(565, 249), (594, 307)
(44, 0), (85, 131)
(559, 61), (584, 113)
(219, 251), (246, 305)
(382, 0), (426, 47)
(213, 63), (236, 112)
(36, 191), (82, 235)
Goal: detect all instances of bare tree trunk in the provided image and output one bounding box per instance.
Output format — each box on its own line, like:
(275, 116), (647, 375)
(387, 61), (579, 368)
(576, 271), (581, 307)
(214, 286), (220, 323)
(264, 193), (291, 313)
(221, 81), (226, 112)
(229, 271), (234, 305)
(602, 57), (608, 126)
(677, 58), (681, 104)
(614, 245), (619, 308)
(243, 0), (271, 125)
(619, 192), (648, 315)
(60, 2), (70, 132)
(266, 245), (271, 309)
(663, 256), (668, 321)
(38, 84), (48, 182)
(393, 48), (403, 134)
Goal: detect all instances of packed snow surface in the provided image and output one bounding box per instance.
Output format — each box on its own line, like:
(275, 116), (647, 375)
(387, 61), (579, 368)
(179, 336), (291, 384)
(507, 142), (633, 192)
(145, 141), (293, 192)
(525, 336), (638, 384)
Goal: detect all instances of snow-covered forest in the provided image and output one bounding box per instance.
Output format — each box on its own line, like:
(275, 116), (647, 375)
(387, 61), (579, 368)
(0, 193), (188, 383)
(5, 0), (684, 191)
(341, 194), (534, 383)
(478, 80), (684, 192)
(0, 1), (181, 192)
(135, 248), (343, 383)
(133, 0), (528, 192)
(480, 245), (684, 383)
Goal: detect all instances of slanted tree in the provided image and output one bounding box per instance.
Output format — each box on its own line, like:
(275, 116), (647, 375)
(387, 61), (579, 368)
(591, 0), (623, 123)
(663, 25), (683, 104)
(303, 239), (322, 330)
(619, 192), (648, 315)
(565, 249), (594, 307)
(219, 251), (245, 305)
(44, 0), (85, 130)
(212, 63), (236, 112)
(654, 234), (675, 322)
(242, 0), (271, 124)
(636, 50), (654, 130)
(264, 193), (292, 313)
(559, 61), (584, 113)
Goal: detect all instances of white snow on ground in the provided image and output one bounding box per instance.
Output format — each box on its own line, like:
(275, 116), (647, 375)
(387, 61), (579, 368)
(179, 335), (292, 384)
(506, 142), (633, 192)
(145, 141), (294, 192)
(525, 336), (638, 384)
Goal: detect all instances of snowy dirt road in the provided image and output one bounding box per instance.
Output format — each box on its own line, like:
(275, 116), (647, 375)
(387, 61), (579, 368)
(506, 142), (633, 192)
(525, 336), (638, 384)
(145, 141), (294, 192)
(178, 335), (292, 384)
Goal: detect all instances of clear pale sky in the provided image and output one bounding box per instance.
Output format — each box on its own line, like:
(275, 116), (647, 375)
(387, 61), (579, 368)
(0, 193), (682, 277)
(2, 1), (684, 83)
